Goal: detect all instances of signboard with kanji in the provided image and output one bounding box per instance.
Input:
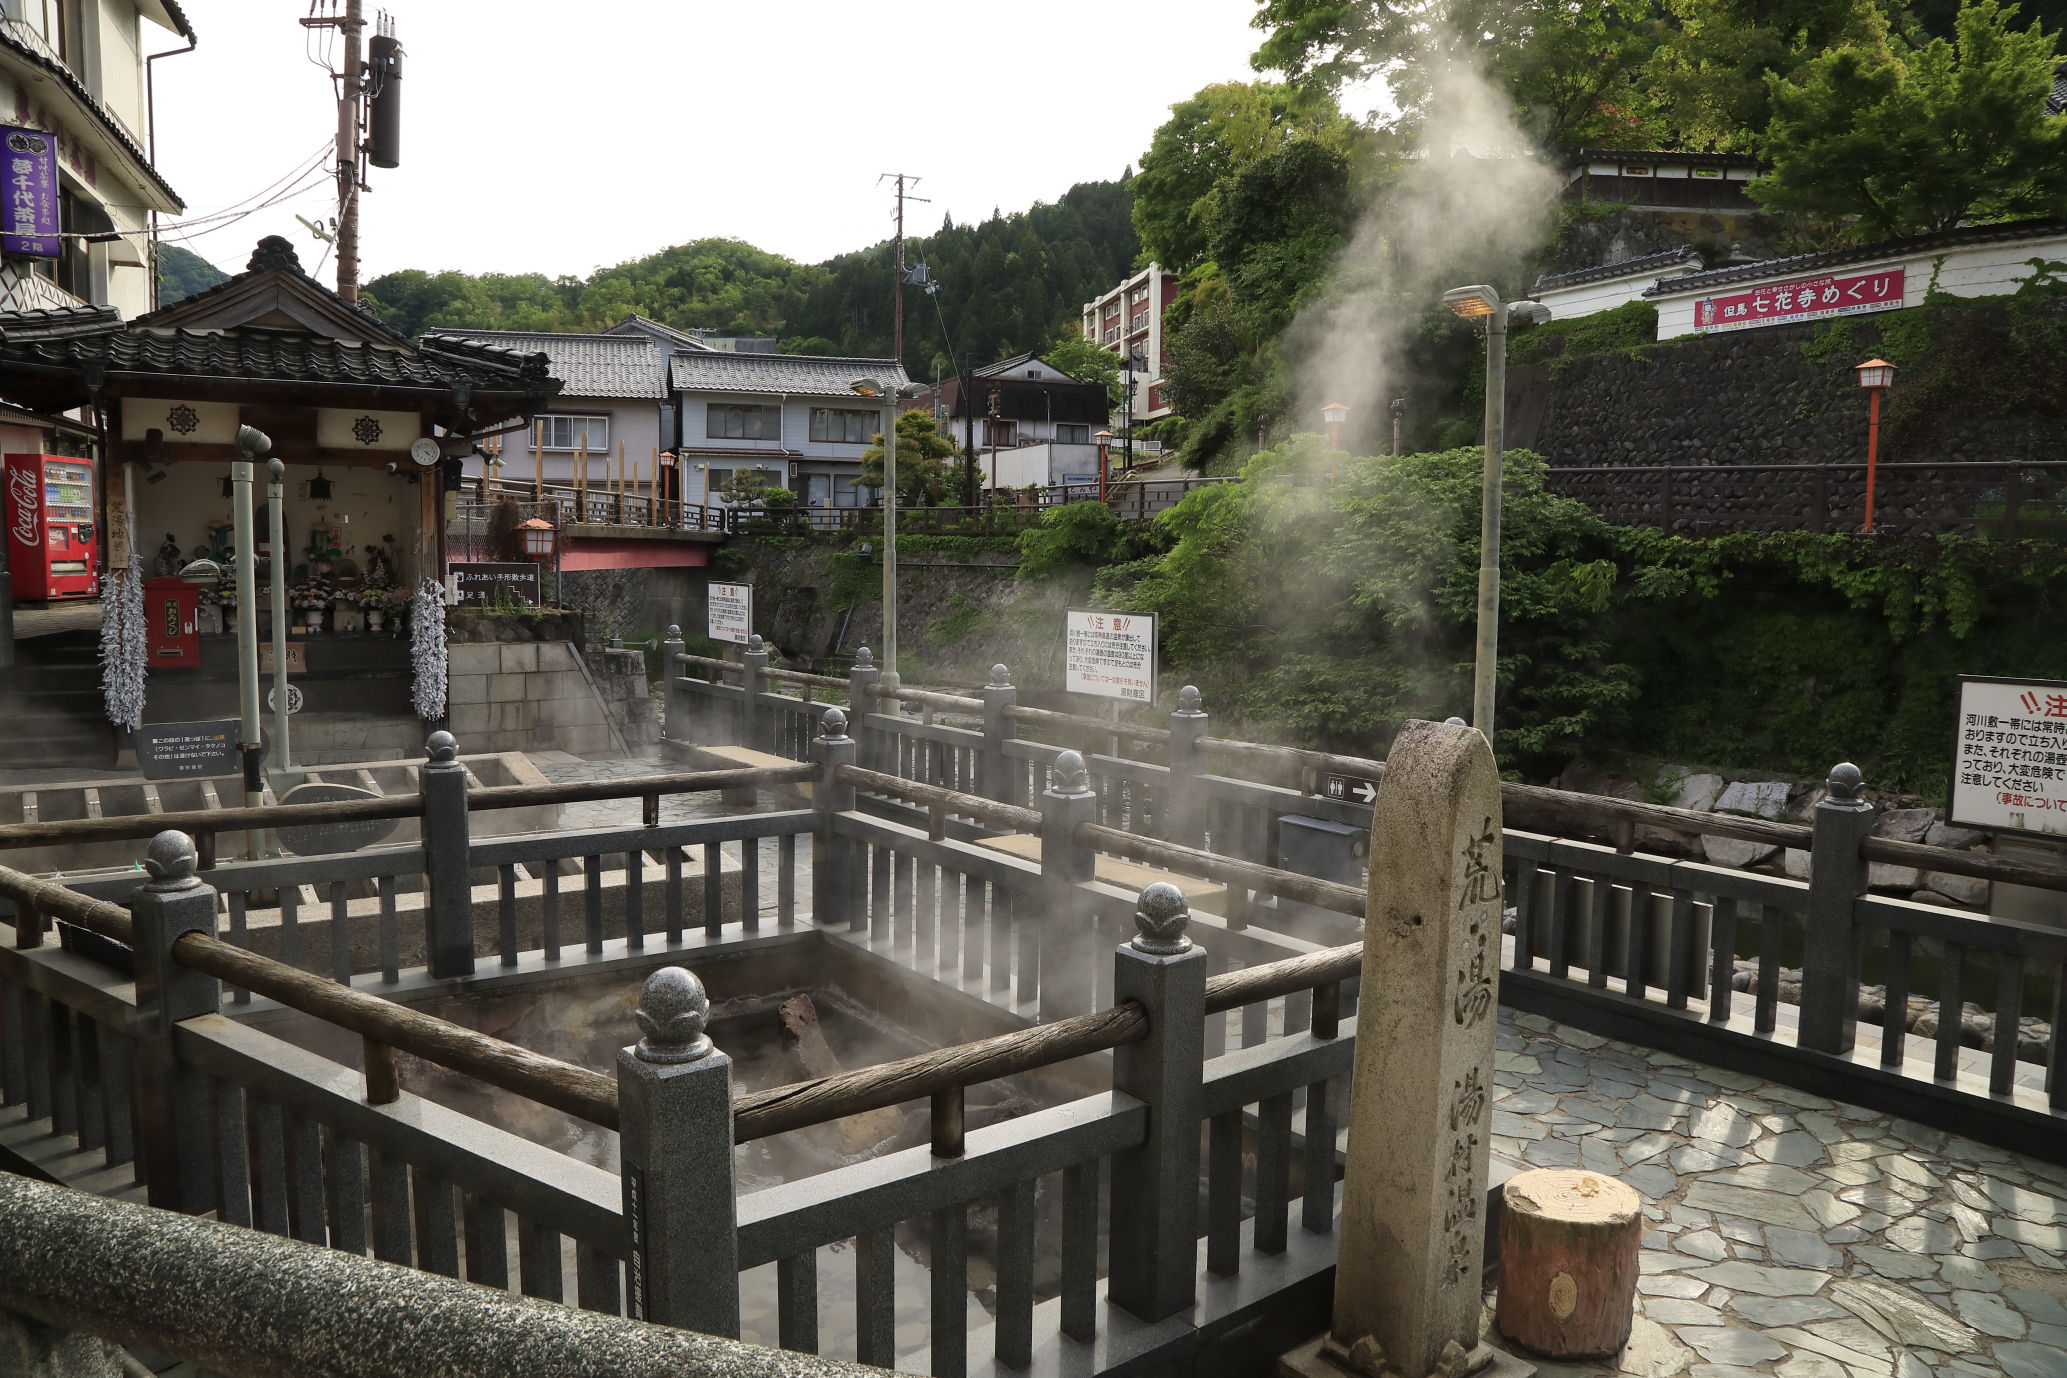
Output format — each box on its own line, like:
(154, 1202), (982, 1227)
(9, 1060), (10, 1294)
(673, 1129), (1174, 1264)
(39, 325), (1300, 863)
(1694, 267), (1905, 334)
(1, 127), (59, 258)
(1950, 675), (2067, 838)
(1064, 609), (1157, 703)
(452, 562), (541, 606)
(708, 581), (753, 645)
(136, 720), (238, 780)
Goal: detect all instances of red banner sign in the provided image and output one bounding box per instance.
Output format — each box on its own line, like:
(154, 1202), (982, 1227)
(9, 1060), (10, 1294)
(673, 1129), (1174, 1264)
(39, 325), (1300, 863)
(1695, 267), (1905, 332)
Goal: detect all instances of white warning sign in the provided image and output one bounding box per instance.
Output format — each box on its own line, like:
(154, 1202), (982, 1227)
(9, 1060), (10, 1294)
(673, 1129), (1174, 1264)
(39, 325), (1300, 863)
(1064, 609), (1157, 703)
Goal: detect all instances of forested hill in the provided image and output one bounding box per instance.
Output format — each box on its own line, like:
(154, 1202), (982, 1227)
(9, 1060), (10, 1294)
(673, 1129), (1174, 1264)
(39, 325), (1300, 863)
(362, 179), (1138, 374)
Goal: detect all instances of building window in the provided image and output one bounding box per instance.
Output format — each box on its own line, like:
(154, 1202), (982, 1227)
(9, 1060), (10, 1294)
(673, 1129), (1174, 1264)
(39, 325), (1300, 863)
(706, 404), (781, 440)
(983, 419), (1017, 448)
(540, 414), (610, 451)
(1057, 423), (1091, 444)
(809, 408), (877, 445)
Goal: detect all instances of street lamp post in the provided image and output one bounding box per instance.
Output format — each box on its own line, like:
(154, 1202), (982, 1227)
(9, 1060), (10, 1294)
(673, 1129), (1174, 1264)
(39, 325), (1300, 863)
(1321, 402), (1349, 451)
(229, 425), (271, 832)
(1853, 358), (1897, 533)
(1441, 285), (1551, 745)
(852, 376), (925, 691)
(1095, 430), (1113, 504)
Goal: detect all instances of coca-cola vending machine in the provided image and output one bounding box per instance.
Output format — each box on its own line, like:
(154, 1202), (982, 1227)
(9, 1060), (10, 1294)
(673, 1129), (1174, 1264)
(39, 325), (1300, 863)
(4, 453), (98, 601)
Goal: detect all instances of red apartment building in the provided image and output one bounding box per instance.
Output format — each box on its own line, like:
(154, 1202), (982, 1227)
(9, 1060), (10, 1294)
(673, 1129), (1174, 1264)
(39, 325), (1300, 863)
(1080, 263), (1179, 425)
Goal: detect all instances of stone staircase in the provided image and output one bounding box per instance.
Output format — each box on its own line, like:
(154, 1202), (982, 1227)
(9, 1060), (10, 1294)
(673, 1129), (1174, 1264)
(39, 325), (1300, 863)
(0, 626), (115, 770)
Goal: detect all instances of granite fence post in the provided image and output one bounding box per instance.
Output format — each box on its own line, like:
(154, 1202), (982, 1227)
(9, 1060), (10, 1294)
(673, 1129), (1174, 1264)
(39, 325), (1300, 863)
(811, 708), (861, 932)
(1107, 882), (1207, 1323)
(740, 635), (769, 751)
(418, 731), (476, 980)
(1164, 685), (1208, 849)
(846, 647), (880, 773)
(1038, 750), (1100, 1020)
(130, 830), (221, 1216)
(616, 965), (739, 1338)
(1329, 718), (1504, 1378)
(660, 625), (687, 745)
(1800, 762), (1875, 1057)
(980, 664), (1019, 807)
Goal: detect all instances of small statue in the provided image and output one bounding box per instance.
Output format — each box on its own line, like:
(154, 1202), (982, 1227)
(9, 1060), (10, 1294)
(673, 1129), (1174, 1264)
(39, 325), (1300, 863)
(154, 532), (182, 577)
(362, 543), (393, 586)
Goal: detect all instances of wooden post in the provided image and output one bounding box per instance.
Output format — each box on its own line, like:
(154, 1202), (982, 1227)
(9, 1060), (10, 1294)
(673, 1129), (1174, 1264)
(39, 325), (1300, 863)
(577, 435), (588, 517)
(532, 420), (541, 501)
(1495, 1169), (1642, 1359)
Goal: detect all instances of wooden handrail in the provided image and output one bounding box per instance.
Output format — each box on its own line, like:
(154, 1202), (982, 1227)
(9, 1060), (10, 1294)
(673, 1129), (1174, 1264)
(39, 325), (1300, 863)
(171, 932), (621, 1130)
(836, 765), (1041, 832)
(868, 683), (983, 713)
(1202, 942), (1362, 1016)
(1005, 703), (1173, 745)
(1075, 822), (1366, 916)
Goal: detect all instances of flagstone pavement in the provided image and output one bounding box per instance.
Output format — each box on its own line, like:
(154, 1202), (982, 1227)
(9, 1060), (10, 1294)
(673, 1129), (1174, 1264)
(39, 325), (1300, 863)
(1492, 1012), (2067, 1378)
(530, 752), (2067, 1375)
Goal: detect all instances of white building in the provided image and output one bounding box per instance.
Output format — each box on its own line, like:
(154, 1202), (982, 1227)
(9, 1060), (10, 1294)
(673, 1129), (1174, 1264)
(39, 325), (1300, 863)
(1081, 262), (1178, 423)
(667, 350), (909, 512)
(0, 1), (190, 320)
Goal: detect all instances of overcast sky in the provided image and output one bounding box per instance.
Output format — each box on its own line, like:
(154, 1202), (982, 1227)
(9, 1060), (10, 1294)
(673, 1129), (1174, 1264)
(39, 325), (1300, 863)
(150, 0), (1270, 285)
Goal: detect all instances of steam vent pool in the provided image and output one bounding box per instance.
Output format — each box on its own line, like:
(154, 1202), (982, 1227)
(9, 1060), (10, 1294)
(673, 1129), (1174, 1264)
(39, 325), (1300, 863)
(257, 931), (1113, 1360)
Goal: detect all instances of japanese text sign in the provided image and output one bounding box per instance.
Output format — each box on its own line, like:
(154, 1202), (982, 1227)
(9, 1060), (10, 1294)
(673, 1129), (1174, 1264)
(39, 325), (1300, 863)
(1065, 609), (1157, 703)
(136, 720), (238, 780)
(451, 562), (540, 606)
(1, 127), (59, 259)
(708, 582), (753, 645)
(1695, 267), (1905, 333)
(1950, 676), (2067, 838)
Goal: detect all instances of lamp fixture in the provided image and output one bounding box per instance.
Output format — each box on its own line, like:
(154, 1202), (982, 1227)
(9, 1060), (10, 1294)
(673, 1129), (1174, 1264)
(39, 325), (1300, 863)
(219, 472), (235, 499)
(309, 467), (333, 502)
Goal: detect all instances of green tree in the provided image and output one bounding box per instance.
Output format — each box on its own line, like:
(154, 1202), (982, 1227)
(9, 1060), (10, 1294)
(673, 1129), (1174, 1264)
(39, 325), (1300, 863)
(1751, 0), (2067, 236)
(1248, 0), (1665, 154)
(853, 411), (964, 506)
(154, 243), (227, 306)
(1038, 334), (1124, 405)
(1130, 82), (1356, 271)
(1641, 0), (1892, 152)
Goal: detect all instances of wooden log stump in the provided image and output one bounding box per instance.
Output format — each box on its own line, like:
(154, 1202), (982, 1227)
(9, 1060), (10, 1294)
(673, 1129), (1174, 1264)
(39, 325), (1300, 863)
(1495, 1168), (1642, 1359)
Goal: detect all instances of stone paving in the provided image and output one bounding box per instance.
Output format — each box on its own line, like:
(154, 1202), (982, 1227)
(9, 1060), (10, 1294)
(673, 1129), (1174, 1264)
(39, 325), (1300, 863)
(543, 751), (2067, 1375)
(1495, 1012), (2067, 1378)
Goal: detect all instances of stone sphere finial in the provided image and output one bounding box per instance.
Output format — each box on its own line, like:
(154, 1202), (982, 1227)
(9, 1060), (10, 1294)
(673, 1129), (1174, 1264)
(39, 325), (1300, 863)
(748, 634), (765, 653)
(1176, 685), (1204, 715)
(425, 730), (458, 764)
(143, 830), (201, 892)
(665, 624), (681, 640)
(1132, 882), (1192, 955)
(634, 966), (712, 1064)
(819, 706), (849, 740)
(854, 646), (874, 668)
(1827, 762), (1864, 801)
(1444, 716), (1467, 727)
(1050, 749), (1091, 796)
(987, 664), (1012, 690)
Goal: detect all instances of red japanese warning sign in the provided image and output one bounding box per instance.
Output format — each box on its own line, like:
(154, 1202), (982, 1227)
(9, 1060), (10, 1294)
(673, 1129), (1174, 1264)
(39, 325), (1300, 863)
(1951, 676), (2067, 838)
(1694, 267), (1905, 333)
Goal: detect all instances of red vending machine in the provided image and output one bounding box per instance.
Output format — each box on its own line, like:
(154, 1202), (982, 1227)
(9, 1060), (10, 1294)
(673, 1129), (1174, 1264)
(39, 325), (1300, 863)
(4, 453), (98, 601)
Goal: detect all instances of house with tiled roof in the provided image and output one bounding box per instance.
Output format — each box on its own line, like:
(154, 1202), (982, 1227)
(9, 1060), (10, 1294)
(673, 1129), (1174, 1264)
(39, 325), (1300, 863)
(0, 0), (193, 321)
(666, 349), (908, 512)
(422, 326), (670, 497)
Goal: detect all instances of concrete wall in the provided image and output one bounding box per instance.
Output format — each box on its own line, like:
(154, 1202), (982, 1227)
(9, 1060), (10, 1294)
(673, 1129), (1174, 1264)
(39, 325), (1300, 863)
(446, 641), (625, 757)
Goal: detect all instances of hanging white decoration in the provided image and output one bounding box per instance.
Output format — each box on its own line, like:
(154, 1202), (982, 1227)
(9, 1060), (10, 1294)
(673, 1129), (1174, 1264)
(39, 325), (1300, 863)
(409, 576), (448, 721)
(99, 556), (147, 731)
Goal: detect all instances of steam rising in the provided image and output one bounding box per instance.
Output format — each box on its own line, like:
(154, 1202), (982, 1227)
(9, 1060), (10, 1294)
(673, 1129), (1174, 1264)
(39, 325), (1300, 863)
(1291, 44), (1563, 440)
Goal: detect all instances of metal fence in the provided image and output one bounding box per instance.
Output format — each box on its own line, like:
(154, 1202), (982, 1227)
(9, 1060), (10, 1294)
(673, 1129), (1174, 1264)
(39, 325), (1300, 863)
(1544, 459), (2067, 537)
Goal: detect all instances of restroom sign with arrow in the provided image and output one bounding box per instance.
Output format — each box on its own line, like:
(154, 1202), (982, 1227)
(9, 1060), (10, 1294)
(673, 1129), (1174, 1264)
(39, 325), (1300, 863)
(1323, 773), (1379, 805)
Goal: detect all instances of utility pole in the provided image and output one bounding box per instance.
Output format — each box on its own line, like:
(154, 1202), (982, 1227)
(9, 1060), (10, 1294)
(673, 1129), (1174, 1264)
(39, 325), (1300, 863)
(880, 173), (928, 370)
(333, 0), (365, 302)
(304, 0), (403, 304)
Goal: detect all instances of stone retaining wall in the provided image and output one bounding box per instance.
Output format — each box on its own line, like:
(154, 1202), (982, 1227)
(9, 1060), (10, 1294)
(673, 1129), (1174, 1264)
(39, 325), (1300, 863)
(445, 642), (625, 757)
